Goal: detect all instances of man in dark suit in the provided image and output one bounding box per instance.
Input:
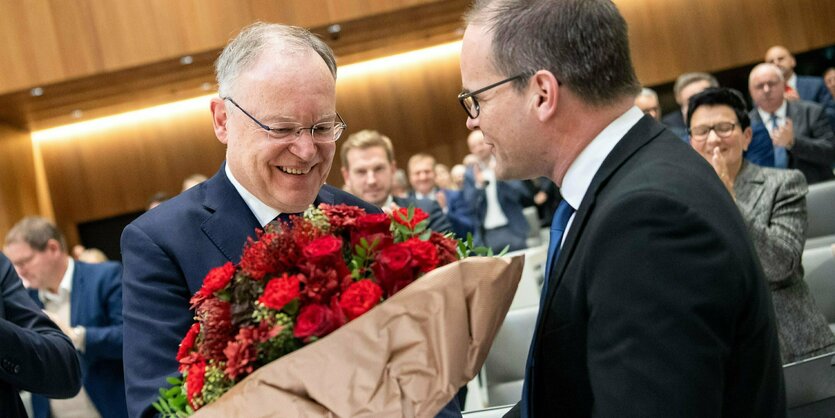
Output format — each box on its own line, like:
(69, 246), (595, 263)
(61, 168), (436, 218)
(121, 24), (459, 418)
(340, 130), (452, 233)
(463, 130), (533, 253)
(0, 251), (81, 418)
(660, 72), (719, 141)
(459, 1), (785, 417)
(4, 216), (126, 418)
(407, 153), (474, 238)
(766, 45), (835, 122)
(748, 63), (835, 184)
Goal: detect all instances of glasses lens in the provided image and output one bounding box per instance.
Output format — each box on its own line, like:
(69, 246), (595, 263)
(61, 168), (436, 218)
(460, 96), (478, 118)
(715, 122), (735, 137)
(691, 126), (710, 137)
(311, 122), (341, 143)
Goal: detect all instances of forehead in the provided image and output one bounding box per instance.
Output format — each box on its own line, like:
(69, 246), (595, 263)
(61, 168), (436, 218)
(236, 47), (335, 105)
(766, 48), (790, 60)
(346, 146), (390, 167)
(751, 68), (780, 82)
(461, 24), (497, 84)
(4, 241), (35, 258)
(690, 104), (737, 124)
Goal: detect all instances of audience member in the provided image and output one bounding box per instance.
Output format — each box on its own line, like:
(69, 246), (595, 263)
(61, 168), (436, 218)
(0, 251), (82, 418)
(146, 191), (170, 210)
(434, 163), (453, 190)
(748, 63), (835, 184)
(661, 72), (719, 140)
(825, 67), (835, 103)
(450, 164), (467, 190)
(181, 173), (208, 192)
(765, 46), (835, 116)
(78, 248), (109, 264)
(3, 217), (127, 418)
(391, 168), (411, 198)
(340, 130), (452, 232)
(463, 130), (533, 252)
(687, 87), (835, 363)
(408, 153), (474, 238)
(119, 23), (458, 418)
(634, 87), (661, 121)
(459, 0), (784, 415)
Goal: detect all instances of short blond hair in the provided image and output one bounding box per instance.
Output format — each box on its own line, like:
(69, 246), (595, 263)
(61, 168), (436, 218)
(340, 130), (395, 169)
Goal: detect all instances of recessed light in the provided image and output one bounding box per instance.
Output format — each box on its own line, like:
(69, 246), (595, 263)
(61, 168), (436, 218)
(200, 82), (213, 91)
(30, 87), (44, 97)
(180, 55), (194, 65)
(71, 110), (83, 119)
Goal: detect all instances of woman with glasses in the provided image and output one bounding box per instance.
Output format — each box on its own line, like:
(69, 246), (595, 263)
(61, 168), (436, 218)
(687, 87), (835, 363)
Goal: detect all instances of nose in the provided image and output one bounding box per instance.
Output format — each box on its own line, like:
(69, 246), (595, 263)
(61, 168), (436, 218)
(706, 128), (722, 146)
(466, 115), (479, 131)
(364, 171), (377, 185)
(287, 131), (317, 161)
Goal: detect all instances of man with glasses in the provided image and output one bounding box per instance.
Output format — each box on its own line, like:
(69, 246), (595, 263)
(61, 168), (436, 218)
(458, 1), (784, 417)
(748, 63), (835, 184)
(120, 23), (383, 418)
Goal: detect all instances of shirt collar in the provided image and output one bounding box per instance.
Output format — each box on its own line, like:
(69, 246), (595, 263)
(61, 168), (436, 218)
(757, 100), (787, 124)
(560, 106), (645, 211)
(40, 257), (74, 303)
(225, 163), (280, 228)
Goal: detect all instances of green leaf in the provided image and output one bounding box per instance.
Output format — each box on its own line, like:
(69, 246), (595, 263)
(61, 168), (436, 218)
(419, 229), (432, 241)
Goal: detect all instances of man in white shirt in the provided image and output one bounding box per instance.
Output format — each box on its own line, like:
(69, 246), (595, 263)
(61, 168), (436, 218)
(458, 0), (785, 416)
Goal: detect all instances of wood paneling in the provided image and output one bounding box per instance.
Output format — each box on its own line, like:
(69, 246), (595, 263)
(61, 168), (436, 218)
(0, 125), (41, 240)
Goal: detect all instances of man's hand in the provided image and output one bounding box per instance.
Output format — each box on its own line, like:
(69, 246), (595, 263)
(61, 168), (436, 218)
(709, 148), (735, 199)
(534, 191), (548, 205)
(784, 89), (801, 101)
(435, 190), (447, 210)
(771, 118), (795, 148)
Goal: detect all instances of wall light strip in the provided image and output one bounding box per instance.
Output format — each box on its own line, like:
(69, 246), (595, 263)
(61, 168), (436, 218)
(338, 40), (462, 79)
(32, 94), (216, 142)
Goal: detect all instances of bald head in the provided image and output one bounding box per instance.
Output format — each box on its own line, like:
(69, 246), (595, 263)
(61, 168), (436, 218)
(765, 45), (796, 80)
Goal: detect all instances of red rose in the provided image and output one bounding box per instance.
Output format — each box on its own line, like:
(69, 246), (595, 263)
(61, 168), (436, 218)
(356, 213), (391, 235)
(258, 273), (301, 311)
(185, 356), (206, 410)
(430, 232), (460, 267)
(176, 323), (201, 364)
(320, 203), (367, 230)
(371, 244), (415, 297)
(293, 303), (340, 342)
(392, 207), (429, 230)
(302, 235), (343, 262)
(339, 279), (383, 320)
(402, 238), (439, 272)
(190, 262), (236, 307)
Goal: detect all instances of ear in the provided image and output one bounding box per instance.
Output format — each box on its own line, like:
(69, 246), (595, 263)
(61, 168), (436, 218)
(210, 97), (230, 145)
(46, 239), (62, 255)
(530, 70), (559, 122)
(742, 126), (753, 151)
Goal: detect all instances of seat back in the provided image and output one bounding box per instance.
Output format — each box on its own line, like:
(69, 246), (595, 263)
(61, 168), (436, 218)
(504, 246), (546, 310)
(807, 179), (835, 239)
(802, 245), (835, 323)
(481, 305), (538, 406)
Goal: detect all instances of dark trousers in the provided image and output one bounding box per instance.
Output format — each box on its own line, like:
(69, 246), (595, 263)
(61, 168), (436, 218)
(482, 225), (527, 253)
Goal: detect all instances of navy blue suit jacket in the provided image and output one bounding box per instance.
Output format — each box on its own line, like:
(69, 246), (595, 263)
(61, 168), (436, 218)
(749, 100), (835, 184)
(797, 75), (835, 129)
(123, 165), (466, 418)
(462, 168), (532, 244)
(0, 253), (81, 417)
(31, 260), (126, 418)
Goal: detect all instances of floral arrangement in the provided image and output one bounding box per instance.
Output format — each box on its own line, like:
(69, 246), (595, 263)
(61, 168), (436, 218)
(154, 204), (487, 416)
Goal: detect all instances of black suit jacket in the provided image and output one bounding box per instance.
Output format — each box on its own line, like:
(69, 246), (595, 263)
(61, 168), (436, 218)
(0, 253), (81, 417)
(510, 116), (785, 417)
(121, 164), (381, 418)
(750, 100), (835, 184)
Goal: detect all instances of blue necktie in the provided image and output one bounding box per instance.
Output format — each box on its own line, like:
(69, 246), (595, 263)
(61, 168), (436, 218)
(521, 199), (575, 418)
(771, 114), (788, 168)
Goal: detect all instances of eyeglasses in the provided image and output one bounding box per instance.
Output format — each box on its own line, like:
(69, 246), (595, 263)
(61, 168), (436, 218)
(457, 73), (530, 119)
(223, 97), (347, 143)
(689, 122), (737, 142)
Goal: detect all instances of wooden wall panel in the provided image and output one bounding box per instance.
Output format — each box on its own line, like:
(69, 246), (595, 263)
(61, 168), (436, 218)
(0, 125), (41, 241)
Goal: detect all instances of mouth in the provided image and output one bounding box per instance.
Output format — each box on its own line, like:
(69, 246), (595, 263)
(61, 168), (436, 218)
(278, 166), (312, 175)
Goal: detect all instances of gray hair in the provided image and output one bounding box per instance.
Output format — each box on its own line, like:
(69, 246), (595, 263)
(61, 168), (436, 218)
(465, 0), (640, 107)
(672, 72), (719, 103)
(749, 63), (784, 83)
(215, 22), (337, 98)
(5, 216), (67, 252)
(638, 87), (658, 100)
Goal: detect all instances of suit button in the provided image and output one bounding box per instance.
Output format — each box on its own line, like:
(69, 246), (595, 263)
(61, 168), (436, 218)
(12, 365), (19, 374)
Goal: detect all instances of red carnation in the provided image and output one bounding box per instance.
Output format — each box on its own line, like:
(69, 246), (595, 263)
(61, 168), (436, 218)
(185, 357), (206, 410)
(372, 244), (415, 297)
(239, 233), (280, 280)
(402, 238), (439, 272)
(176, 323), (201, 364)
(196, 298), (233, 362)
(223, 326), (263, 380)
(391, 207), (429, 230)
(320, 203), (367, 230)
(259, 273), (301, 311)
(190, 262), (236, 307)
(298, 264), (345, 304)
(293, 303), (341, 342)
(303, 235), (343, 262)
(430, 232), (460, 267)
(339, 279), (383, 320)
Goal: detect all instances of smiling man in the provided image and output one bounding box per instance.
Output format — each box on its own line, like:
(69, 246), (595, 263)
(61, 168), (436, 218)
(120, 23), (381, 418)
(458, 1), (785, 417)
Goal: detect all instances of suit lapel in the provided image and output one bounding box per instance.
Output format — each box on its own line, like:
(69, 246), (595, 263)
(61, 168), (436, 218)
(540, 116), (664, 314)
(69, 261), (83, 327)
(200, 165), (261, 263)
(733, 162), (766, 220)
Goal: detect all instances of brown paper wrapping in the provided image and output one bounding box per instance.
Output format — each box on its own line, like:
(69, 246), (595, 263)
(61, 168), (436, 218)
(193, 255), (524, 418)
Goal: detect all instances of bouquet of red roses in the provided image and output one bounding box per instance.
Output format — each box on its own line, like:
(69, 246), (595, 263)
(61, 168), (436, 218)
(155, 204), (479, 416)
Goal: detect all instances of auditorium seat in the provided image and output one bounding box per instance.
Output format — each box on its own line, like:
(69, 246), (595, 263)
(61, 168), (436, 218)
(806, 180), (835, 250)
(802, 245), (835, 333)
(504, 246), (547, 309)
(481, 305), (538, 407)
(462, 405), (513, 417)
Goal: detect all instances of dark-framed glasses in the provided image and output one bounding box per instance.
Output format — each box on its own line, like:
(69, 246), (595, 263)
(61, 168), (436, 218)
(223, 97), (347, 143)
(457, 73), (530, 119)
(689, 122), (737, 142)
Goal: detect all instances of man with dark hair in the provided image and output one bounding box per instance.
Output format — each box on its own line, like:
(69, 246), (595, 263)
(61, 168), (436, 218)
(661, 72), (719, 140)
(458, 1), (785, 417)
(4, 216), (126, 418)
(0, 251), (81, 417)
